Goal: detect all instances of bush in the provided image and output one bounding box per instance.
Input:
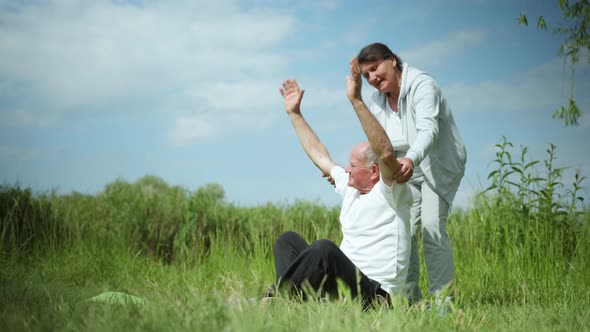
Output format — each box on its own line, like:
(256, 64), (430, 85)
(0, 185), (66, 252)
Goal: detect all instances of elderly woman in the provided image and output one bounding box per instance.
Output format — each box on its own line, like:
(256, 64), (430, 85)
(346, 42), (467, 303)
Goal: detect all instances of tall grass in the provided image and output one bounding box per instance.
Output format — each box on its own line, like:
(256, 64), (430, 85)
(1, 137), (589, 331)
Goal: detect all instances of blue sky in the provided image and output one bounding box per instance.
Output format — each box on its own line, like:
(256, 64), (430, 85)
(1, 0), (589, 208)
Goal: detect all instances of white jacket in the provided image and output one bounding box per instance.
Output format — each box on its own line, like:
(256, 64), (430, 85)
(369, 63), (467, 204)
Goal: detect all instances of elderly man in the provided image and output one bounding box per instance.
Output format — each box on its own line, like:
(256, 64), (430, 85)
(266, 78), (412, 308)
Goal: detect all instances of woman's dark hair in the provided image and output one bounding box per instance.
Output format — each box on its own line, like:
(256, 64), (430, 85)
(357, 43), (403, 71)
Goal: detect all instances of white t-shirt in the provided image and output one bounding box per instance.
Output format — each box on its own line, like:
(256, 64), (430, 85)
(384, 100), (408, 152)
(330, 166), (412, 295)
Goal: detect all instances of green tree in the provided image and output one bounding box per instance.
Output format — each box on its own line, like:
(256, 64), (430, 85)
(519, 0), (589, 126)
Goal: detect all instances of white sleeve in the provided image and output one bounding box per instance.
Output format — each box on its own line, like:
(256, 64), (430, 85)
(379, 179), (413, 210)
(405, 78), (440, 166)
(330, 166), (349, 198)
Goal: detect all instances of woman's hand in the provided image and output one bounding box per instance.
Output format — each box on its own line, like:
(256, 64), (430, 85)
(394, 157), (414, 183)
(346, 57), (363, 103)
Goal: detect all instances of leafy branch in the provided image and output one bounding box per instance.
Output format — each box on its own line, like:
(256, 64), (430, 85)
(519, 0), (589, 126)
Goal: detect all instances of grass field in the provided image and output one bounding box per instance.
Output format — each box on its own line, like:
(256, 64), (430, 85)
(1, 142), (590, 331)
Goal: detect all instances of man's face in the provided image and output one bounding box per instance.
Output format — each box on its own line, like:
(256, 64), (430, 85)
(345, 153), (376, 193)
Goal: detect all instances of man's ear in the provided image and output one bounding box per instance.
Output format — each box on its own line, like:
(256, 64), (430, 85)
(372, 163), (380, 178)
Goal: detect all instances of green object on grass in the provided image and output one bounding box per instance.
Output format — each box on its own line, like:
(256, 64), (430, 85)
(88, 291), (145, 305)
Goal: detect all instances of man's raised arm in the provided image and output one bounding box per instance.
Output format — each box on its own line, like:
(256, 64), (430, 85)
(345, 58), (401, 187)
(280, 80), (336, 176)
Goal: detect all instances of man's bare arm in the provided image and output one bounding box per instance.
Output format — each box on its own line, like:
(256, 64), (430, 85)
(280, 80), (336, 176)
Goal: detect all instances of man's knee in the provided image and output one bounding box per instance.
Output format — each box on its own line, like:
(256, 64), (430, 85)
(275, 231), (300, 245)
(309, 239), (339, 255)
(275, 231), (303, 248)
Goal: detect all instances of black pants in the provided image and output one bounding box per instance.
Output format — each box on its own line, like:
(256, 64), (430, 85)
(272, 231), (388, 307)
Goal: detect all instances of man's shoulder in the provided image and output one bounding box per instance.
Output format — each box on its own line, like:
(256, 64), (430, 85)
(373, 180), (413, 209)
(331, 165), (353, 197)
(330, 165), (347, 184)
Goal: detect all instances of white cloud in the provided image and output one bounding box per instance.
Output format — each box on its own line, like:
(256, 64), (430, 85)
(402, 29), (487, 68)
(0, 145), (41, 162)
(298, 82), (345, 108)
(170, 115), (215, 144)
(0, 0), (298, 140)
(168, 79), (283, 146)
(318, 0), (338, 9)
(445, 57), (590, 114)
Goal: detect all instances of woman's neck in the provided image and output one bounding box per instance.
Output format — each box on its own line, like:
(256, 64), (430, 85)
(386, 70), (402, 112)
(387, 93), (399, 112)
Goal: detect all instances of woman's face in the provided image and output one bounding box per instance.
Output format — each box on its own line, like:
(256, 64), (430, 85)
(360, 59), (397, 93)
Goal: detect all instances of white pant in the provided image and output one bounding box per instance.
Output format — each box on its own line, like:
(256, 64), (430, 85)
(405, 176), (455, 301)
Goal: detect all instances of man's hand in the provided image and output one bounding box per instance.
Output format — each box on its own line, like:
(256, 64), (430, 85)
(322, 173), (336, 187)
(280, 80), (305, 115)
(346, 57), (363, 103)
(394, 157), (414, 184)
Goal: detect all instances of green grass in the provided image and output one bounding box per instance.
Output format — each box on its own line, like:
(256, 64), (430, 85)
(1, 232), (589, 331)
